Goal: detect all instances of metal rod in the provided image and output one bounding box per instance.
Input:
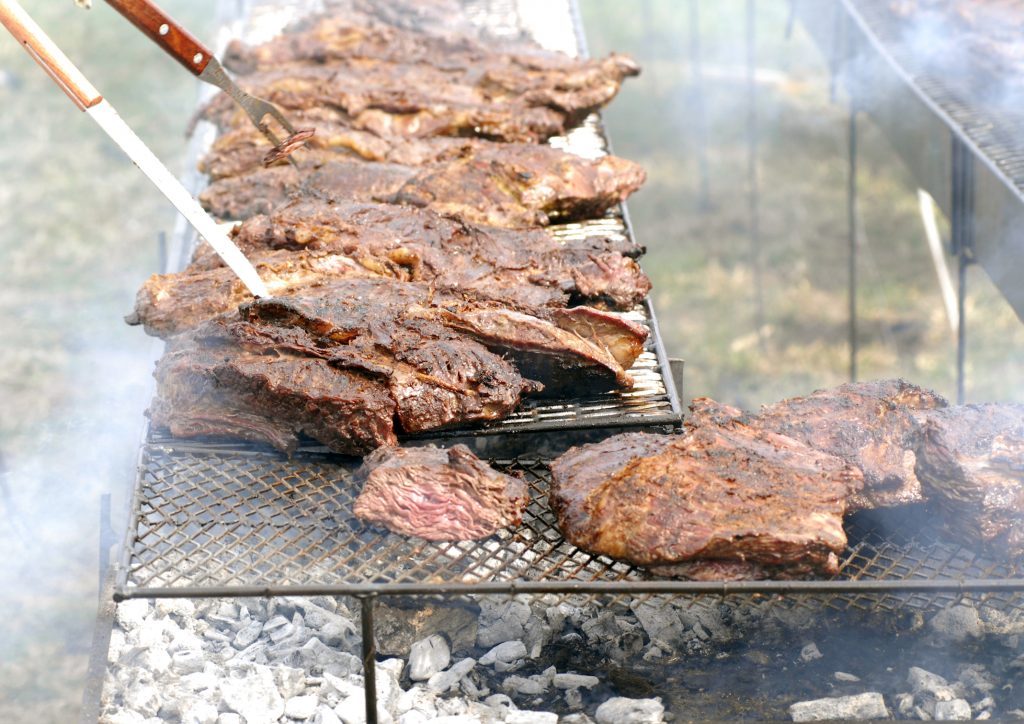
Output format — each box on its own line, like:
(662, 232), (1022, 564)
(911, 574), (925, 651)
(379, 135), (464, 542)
(746, 0), (765, 346)
(957, 252), (967, 404)
(360, 596), (379, 724)
(114, 578), (1024, 601)
(688, 0), (711, 211)
(848, 104), (859, 382)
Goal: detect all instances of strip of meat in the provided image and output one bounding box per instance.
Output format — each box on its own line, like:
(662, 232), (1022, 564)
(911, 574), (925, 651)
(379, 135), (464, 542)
(197, 157), (414, 220)
(914, 403), (1024, 556)
(549, 402), (864, 578)
(151, 319), (397, 455)
(203, 24), (639, 142)
(353, 445), (528, 540)
(198, 143), (646, 228)
(129, 201), (651, 338)
(756, 379), (948, 510)
(239, 280), (645, 394)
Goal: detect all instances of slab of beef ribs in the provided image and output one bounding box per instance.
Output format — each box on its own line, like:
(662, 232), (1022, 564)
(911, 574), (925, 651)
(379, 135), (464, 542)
(914, 403), (1024, 556)
(150, 317), (398, 455)
(549, 400), (864, 579)
(237, 280), (646, 395)
(198, 142), (645, 228)
(202, 27), (639, 143)
(128, 201), (650, 338)
(756, 379), (949, 510)
(198, 118), (471, 180)
(353, 445), (528, 540)
(148, 279), (646, 452)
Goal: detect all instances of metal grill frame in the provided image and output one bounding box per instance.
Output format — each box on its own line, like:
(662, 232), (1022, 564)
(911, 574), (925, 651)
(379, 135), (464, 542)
(102, 2), (1024, 721)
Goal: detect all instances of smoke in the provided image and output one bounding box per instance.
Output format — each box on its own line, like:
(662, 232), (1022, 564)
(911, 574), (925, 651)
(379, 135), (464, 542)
(581, 0), (1023, 409)
(0, 1), (218, 720)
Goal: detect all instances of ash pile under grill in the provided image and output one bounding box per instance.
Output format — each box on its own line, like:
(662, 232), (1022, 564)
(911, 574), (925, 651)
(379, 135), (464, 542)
(101, 593), (1024, 722)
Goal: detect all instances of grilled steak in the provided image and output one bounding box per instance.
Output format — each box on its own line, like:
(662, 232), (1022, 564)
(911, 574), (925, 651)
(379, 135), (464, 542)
(239, 280), (646, 394)
(198, 118), (470, 179)
(353, 445), (528, 540)
(197, 158), (414, 220)
(198, 143), (646, 228)
(150, 318), (397, 455)
(129, 201), (650, 338)
(549, 401), (863, 578)
(203, 29), (639, 143)
(756, 379), (948, 510)
(915, 403), (1024, 556)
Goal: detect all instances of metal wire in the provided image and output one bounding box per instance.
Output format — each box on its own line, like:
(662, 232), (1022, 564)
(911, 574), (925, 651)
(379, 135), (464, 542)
(118, 451), (1024, 617)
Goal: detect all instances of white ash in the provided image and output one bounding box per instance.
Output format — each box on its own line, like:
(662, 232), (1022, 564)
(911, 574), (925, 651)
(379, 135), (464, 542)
(789, 692), (889, 722)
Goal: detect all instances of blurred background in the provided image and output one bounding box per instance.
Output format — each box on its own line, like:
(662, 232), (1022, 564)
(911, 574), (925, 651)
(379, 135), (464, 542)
(0, 1), (1020, 721)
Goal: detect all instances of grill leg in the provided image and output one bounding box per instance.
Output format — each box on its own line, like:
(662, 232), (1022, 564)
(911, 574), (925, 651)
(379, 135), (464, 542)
(360, 595), (379, 724)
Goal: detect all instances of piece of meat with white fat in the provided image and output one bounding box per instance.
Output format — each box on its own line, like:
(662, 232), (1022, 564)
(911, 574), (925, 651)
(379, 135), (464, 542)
(353, 445), (528, 540)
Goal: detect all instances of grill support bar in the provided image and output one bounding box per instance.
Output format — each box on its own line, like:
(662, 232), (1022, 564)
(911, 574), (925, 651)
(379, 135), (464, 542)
(113, 577), (1024, 600)
(951, 135), (976, 404)
(848, 104), (859, 382)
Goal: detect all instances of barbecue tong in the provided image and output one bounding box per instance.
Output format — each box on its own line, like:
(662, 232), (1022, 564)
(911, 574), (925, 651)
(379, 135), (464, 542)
(99, 0), (311, 164)
(0, 0), (269, 297)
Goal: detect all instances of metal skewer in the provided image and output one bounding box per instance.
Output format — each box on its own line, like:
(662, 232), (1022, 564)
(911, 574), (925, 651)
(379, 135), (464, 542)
(0, 0), (270, 298)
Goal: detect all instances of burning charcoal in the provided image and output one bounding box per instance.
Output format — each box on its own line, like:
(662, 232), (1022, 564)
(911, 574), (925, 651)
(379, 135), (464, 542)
(507, 712), (559, 724)
(934, 699), (972, 720)
(283, 694), (318, 719)
(501, 674), (549, 696)
(789, 692), (890, 722)
(219, 663), (286, 724)
(426, 658), (477, 694)
(594, 697), (666, 724)
(408, 635), (451, 681)
(929, 603), (983, 643)
(554, 673), (600, 690)
(353, 445), (528, 541)
(800, 642), (823, 663)
(479, 640), (528, 671)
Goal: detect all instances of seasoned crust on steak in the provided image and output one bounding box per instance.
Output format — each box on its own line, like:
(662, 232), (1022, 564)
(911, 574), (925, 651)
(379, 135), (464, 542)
(549, 403), (864, 578)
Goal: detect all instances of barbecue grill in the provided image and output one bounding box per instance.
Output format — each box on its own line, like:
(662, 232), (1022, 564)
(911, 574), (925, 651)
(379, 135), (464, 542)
(88, 2), (1024, 723)
(796, 0), (1024, 403)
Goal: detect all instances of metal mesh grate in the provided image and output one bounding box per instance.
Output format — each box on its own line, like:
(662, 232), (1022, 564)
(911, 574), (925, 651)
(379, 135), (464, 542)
(849, 0), (1024, 195)
(121, 450), (1024, 617)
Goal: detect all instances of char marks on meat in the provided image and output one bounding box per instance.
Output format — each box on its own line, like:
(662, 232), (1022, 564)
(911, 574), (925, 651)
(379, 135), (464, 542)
(198, 142), (646, 228)
(130, 201), (650, 338)
(549, 401), (864, 578)
(756, 379), (948, 510)
(150, 317), (397, 455)
(914, 403), (1024, 556)
(353, 445), (528, 540)
(205, 16), (639, 143)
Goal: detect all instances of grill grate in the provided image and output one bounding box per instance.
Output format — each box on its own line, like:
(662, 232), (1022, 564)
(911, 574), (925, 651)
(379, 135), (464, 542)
(119, 450), (1024, 617)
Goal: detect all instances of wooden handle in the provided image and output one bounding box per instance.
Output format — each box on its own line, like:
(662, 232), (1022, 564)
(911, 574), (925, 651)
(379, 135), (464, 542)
(0, 0), (102, 110)
(105, 0), (212, 75)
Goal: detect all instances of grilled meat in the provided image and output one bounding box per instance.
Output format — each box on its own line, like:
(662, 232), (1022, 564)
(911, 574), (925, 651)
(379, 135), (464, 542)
(198, 117), (470, 179)
(239, 280), (646, 394)
(150, 318), (397, 455)
(756, 379), (948, 510)
(198, 142), (646, 228)
(197, 157), (414, 220)
(915, 403), (1024, 556)
(353, 445), (528, 540)
(129, 201), (650, 338)
(204, 24), (639, 142)
(549, 401), (863, 578)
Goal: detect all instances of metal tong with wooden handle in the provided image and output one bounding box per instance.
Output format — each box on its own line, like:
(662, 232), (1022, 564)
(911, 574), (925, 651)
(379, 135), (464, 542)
(0, 0), (270, 298)
(104, 0), (312, 163)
